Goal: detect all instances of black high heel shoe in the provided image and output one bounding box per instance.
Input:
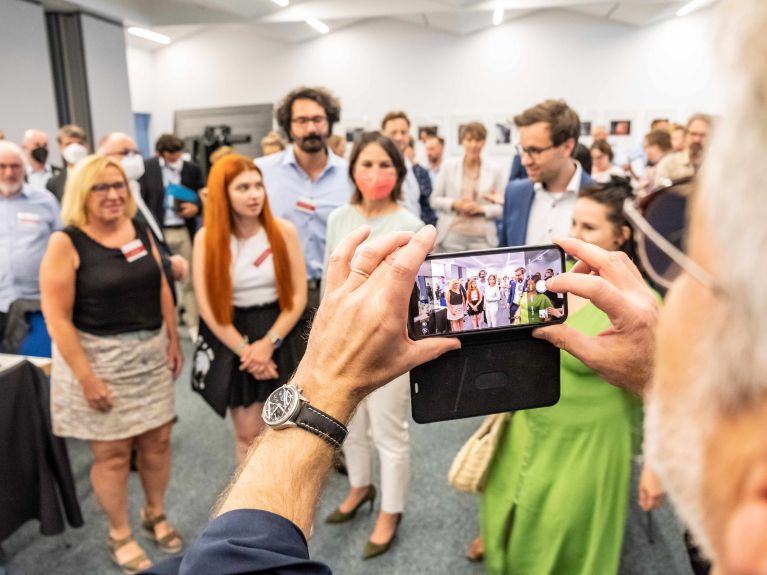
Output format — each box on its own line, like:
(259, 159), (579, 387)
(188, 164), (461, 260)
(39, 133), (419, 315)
(324, 485), (377, 524)
(362, 514), (402, 560)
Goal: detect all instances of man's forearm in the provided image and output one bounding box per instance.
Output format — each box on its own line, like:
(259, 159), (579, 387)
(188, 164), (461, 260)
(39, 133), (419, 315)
(213, 374), (356, 537)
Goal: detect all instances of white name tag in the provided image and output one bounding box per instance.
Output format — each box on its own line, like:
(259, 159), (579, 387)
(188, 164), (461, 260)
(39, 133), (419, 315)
(17, 212), (41, 225)
(295, 197), (317, 214)
(121, 239), (148, 263)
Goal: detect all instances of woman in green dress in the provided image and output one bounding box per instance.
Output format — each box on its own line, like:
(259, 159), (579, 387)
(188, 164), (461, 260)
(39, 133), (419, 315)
(513, 278), (553, 325)
(481, 182), (642, 574)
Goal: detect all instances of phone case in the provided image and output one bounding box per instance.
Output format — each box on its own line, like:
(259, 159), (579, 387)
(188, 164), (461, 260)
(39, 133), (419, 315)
(410, 330), (560, 423)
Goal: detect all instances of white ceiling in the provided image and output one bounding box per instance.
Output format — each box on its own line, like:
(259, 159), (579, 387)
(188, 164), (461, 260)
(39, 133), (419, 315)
(41, 0), (715, 49)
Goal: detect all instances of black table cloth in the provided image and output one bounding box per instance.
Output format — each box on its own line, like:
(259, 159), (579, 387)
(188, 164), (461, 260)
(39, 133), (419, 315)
(0, 360), (83, 542)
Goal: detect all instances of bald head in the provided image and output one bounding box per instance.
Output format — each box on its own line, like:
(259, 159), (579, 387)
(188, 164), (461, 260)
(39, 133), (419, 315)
(98, 132), (139, 156)
(591, 125), (609, 142)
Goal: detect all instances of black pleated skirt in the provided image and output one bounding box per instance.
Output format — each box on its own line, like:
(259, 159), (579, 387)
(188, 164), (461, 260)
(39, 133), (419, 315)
(228, 302), (306, 408)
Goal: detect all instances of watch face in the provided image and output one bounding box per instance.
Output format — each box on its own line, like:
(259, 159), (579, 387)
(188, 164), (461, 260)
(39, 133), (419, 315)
(263, 385), (300, 426)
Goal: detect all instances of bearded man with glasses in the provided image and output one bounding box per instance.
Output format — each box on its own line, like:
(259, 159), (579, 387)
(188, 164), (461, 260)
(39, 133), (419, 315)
(256, 86), (353, 317)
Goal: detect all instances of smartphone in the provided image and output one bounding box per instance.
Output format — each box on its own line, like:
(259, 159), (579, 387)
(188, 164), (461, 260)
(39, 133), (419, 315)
(409, 244), (568, 338)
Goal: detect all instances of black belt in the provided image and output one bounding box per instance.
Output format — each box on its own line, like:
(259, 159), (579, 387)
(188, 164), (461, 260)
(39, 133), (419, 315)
(308, 279), (321, 291)
(163, 224), (186, 229)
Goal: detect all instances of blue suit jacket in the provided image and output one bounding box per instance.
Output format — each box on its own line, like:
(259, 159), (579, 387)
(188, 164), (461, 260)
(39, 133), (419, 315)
(500, 171), (594, 247)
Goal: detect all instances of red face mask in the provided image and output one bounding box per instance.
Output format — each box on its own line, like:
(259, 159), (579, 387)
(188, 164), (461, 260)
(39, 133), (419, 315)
(355, 169), (397, 201)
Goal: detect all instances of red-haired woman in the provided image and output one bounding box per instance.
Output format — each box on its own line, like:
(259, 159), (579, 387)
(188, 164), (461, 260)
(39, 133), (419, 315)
(192, 154), (306, 463)
(466, 278), (484, 330)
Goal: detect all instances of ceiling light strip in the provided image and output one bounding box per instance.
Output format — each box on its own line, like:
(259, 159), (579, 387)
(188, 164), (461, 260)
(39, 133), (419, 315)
(127, 26), (171, 45)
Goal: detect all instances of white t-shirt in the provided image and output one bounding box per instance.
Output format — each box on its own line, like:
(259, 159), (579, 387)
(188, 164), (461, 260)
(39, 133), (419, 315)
(231, 229), (278, 307)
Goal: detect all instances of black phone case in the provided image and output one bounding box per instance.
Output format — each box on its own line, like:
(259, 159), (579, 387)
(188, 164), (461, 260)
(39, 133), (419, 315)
(410, 330), (560, 423)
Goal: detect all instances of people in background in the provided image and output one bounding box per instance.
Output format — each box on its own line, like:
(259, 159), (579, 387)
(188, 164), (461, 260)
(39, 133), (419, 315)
(259, 131), (286, 157)
(590, 140), (627, 183)
(670, 124), (686, 152)
(47, 124), (89, 202)
(193, 154), (307, 464)
(0, 140), (61, 347)
(424, 135), (444, 185)
(656, 113), (713, 180)
(99, 132), (189, 296)
(22, 129), (59, 190)
(483, 274), (501, 329)
(446, 279), (466, 332)
(322, 131), (423, 560)
(637, 129), (673, 191)
(41, 154), (183, 574)
(501, 99), (593, 247)
(430, 122), (505, 252)
(483, 181), (641, 574)
(140, 134), (205, 339)
(255, 86), (353, 317)
(327, 134), (346, 158)
(381, 111), (436, 223)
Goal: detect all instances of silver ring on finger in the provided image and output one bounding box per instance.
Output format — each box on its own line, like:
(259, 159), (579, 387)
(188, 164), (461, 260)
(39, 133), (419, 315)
(351, 267), (370, 279)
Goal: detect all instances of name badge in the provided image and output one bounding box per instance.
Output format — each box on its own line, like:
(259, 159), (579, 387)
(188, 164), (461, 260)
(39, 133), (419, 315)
(254, 247), (272, 267)
(17, 212), (41, 225)
(295, 197), (317, 214)
(121, 239), (148, 263)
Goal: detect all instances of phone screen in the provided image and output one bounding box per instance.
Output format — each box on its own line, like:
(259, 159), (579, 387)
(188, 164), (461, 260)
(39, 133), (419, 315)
(409, 244), (568, 338)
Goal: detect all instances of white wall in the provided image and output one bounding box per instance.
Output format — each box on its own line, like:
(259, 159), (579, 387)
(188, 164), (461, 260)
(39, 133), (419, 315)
(126, 46), (154, 113)
(0, 0), (60, 153)
(129, 7), (721, 164)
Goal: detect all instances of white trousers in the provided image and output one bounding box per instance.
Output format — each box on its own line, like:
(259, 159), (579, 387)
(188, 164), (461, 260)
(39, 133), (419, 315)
(486, 301), (499, 327)
(343, 372), (411, 514)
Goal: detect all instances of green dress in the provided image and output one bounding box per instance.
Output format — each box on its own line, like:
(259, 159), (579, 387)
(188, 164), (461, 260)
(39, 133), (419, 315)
(482, 301), (643, 575)
(518, 293), (553, 325)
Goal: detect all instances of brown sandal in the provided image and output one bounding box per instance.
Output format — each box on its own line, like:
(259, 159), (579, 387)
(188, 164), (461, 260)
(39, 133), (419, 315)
(107, 533), (152, 575)
(141, 509), (184, 554)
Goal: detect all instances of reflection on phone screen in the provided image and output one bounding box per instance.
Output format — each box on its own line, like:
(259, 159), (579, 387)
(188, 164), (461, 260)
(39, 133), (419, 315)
(411, 246), (566, 337)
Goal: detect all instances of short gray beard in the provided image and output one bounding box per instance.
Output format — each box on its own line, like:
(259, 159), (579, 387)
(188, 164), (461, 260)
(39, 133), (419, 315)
(0, 181), (22, 197)
(644, 375), (715, 560)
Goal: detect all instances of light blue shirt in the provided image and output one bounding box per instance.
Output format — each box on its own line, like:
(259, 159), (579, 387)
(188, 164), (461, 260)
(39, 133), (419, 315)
(160, 158), (184, 226)
(255, 146), (353, 280)
(0, 185), (61, 312)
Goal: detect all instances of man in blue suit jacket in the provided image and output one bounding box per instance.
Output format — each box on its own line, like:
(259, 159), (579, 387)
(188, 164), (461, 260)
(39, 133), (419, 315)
(500, 100), (593, 248)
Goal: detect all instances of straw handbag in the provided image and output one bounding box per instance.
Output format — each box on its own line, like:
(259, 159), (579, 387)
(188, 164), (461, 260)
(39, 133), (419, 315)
(448, 412), (511, 493)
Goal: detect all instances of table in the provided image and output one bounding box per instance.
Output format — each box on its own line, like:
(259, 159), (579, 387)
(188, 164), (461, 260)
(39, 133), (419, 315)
(0, 359), (83, 543)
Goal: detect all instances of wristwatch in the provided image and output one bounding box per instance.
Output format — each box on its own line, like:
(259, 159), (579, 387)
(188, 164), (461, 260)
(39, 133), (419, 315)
(262, 384), (347, 449)
(268, 330), (283, 349)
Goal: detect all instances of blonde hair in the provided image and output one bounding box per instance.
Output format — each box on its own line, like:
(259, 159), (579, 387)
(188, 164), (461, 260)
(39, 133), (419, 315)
(60, 154), (136, 228)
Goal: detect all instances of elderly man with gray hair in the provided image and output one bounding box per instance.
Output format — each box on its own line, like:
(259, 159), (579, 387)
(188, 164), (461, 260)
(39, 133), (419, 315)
(0, 140), (61, 347)
(534, 0), (767, 570)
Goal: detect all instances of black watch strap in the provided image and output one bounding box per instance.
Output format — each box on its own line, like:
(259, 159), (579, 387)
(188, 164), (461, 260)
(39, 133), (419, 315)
(294, 402), (347, 450)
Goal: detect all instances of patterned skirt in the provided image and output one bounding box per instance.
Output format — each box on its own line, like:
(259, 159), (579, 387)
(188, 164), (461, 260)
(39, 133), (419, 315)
(51, 328), (175, 441)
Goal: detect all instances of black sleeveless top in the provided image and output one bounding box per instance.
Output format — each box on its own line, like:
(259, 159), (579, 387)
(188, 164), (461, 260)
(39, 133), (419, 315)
(64, 220), (162, 336)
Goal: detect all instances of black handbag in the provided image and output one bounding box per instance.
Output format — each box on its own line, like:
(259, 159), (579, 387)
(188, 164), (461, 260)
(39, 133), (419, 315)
(190, 320), (234, 418)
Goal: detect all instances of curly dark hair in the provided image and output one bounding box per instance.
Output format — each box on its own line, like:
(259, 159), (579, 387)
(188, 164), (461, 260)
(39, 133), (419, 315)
(275, 86), (341, 142)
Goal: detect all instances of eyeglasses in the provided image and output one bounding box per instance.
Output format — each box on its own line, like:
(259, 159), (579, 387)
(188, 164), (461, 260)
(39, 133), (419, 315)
(91, 181), (127, 194)
(291, 116), (328, 127)
(0, 163), (23, 171)
(622, 178), (720, 293)
(515, 144), (556, 159)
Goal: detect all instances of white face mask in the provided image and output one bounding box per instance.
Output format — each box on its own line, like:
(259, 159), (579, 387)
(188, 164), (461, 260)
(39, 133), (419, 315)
(121, 152), (145, 181)
(167, 158), (184, 172)
(62, 143), (88, 166)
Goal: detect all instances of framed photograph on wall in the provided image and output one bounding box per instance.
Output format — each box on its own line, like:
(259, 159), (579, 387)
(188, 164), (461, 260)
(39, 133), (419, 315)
(491, 117), (514, 149)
